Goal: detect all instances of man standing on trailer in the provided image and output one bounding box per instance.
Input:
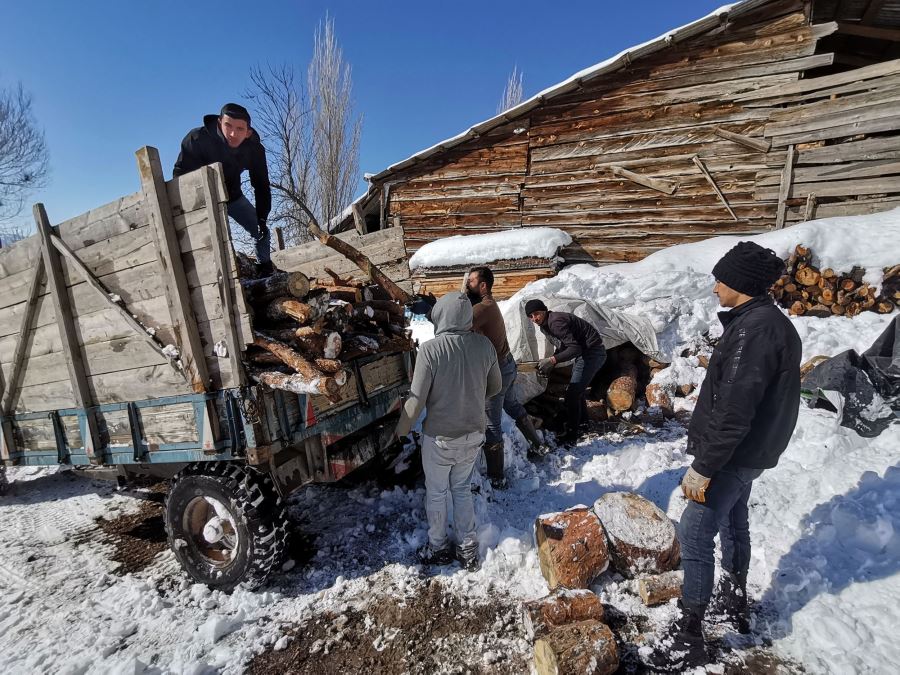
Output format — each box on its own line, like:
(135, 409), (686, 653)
(173, 103), (274, 275)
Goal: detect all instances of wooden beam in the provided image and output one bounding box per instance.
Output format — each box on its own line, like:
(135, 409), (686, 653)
(0, 259), (45, 416)
(803, 193), (818, 221)
(352, 201), (367, 235)
(200, 165), (247, 387)
(836, 21), (900, 42)
(735, 58), (900, 102)
(136, 146), (210, 393)
(692, 156), (738, 221)
(775, 145), (797, 230)
(34, 204), (102, 462)
(862, 0), (887, 24)
(713, 127), (771, 153)
(48, 233), (185, 377)
(610, 166), (677, 195)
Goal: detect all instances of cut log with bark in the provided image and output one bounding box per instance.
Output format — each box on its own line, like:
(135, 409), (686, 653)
(607, 363), (638, 413)
(638, 570), (684, 606)
(534, 509), (610, 590)
(264, 297), (322, 324)
(251, 369), (339, 399)
(522, 589), (605, 640)
(534, 620), (619, 675)
(313, 358), (343, 374)
(592, 492), (680, 578)
(645, 383), (673, 411)
(242, 271), (310, 304)
(800, 354), (830, 378)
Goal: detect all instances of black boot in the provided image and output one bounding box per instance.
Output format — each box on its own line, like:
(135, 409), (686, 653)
(516, 415), (550, 460)
(257, 260), (276, 277)
(645, 601), (707, 672)
(456, 541), (480, 572)
(483, 442), (507, 489)
(709, 571), (751, 634)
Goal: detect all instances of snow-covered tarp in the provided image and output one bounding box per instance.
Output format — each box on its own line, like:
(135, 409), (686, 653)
(408, 227), (571, 270)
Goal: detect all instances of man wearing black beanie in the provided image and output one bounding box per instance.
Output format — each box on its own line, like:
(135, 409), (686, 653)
(174, 103), (274, 275)
(647, 241), (801, 670)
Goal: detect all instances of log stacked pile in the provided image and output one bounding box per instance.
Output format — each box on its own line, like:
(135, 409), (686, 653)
(238, 258), (413, 402)
(772, 245), (899, 318)
(527, 493), (683, 673)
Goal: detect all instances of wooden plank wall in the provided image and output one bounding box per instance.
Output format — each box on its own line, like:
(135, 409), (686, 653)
(0, 166), (251, 416)
(381, 0), (856, 269)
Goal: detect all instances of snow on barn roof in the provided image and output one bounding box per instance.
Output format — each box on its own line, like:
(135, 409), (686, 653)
(366, 0), (772, 184)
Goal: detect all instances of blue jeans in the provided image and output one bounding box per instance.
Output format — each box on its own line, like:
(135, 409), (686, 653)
(678, 465), (764, 608)
(484, 355), (527, 445)
(227, 195), (271, 263)
(565, 346), (606, 433)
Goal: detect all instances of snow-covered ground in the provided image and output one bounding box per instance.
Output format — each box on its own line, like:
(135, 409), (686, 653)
(1, 211), (898, 674)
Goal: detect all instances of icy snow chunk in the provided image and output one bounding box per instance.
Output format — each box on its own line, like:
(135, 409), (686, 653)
(162, 344), (180, 359)
(198, 610), (245, 643)
(408, 227), (571, 270)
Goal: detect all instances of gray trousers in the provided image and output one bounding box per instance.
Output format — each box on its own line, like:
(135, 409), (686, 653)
(484, 355), (527, 446)
(422, 431), (483, 549)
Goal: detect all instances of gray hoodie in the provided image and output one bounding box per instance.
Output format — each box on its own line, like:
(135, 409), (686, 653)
(395, 292), (502, 439)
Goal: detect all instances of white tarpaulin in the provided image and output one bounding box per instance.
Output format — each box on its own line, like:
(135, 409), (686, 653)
(502, 295), (661, 402)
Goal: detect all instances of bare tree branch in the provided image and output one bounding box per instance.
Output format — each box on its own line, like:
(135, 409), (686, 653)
(0, 82), (49, 223)
(497, 65), (525, 115)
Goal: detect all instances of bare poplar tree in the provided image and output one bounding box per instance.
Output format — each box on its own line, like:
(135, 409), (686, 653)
(0, 82), (49, 223)
(497, 65), (525, 114)
(245, 64), (316, 246)
(308, 15), (362, 230)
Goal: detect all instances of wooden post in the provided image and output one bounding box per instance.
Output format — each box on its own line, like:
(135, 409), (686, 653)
(275, 226), (285, 250)
(352, 201), (366, 235)
(803, 193), (818, 222)
(34, 204), (102, 463)
(775, 144), (797, 230)
(136, 146), (210, 392)
(200, 165), (247, 387)
(0, 259), (45, 415)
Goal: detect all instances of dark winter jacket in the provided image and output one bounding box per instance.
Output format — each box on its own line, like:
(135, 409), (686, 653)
(540, 311), (605, 363)
(687, 295), (802, 477)
(173, 115), (271, 223)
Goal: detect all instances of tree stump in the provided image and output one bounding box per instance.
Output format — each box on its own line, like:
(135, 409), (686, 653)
(535, 509), (609, 590)
(607, 363), (638, 413)
(592, 492), (679, 578)
(534, 620), (618, 675)
(638, 570), (684, 606)
(522, 588), (605, 640)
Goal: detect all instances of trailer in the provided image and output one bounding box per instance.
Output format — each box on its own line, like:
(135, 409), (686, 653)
(0, 147), (413, 590)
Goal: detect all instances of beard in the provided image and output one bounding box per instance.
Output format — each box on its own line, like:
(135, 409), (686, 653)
(466, 288), (482, 305)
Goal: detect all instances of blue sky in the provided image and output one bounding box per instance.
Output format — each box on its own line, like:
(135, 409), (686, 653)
(1, 0), (725, 230)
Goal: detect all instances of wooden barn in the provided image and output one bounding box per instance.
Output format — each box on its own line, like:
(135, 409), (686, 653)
(282, 0), (900, 298)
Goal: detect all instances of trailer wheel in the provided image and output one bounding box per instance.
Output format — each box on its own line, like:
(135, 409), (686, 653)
(164, 462), (289, 591)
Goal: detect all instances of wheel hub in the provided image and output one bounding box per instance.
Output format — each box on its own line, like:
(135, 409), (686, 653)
(183, 496), (239, 567)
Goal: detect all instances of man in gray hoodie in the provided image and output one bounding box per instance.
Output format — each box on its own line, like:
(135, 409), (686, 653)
(395, 292), (502, 571)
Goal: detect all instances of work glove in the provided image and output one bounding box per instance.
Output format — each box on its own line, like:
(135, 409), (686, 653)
(537, 357), (556, 376)
(681, 467), (711, 503)
(256, 220), (269, 242)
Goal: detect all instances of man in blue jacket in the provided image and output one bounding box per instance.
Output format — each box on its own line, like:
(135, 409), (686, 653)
(649, 241), (801, 671)
(173, 103), (274, 275)
(525, 299), (606, 446)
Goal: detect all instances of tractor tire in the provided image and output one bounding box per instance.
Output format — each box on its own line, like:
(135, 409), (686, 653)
(164, 462), (289, 591)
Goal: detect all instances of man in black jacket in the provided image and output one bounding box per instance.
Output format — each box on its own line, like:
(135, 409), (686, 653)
(525, 299), (606, 445)
(649, 241), (801, 671)
(173, 103), (274, 275)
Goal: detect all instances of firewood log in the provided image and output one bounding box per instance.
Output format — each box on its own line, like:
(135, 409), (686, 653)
(251, 369), (339, 399)
(874, 298), (896, 314)
(800, 355), (830, 379)
(534, 620), (618, 675)
(607, 363), (638, 413)
(821, 267), (836, 279)
(322, 266), (366, 288)
(592, 492), (680, 578)
(846, 301), (862, 317)
(253, 332), (335, 384)
(805, 304), (832, 318)
(534, 509), (609, 590)
(840, 278), (857, 292)
(248, 351), (284, 367)
(795, 266), (820, 286)
(313, 358), (343, 374)
(353, 306), (392, 324)
(522, 589), (605, 640)
(585, 399), (608, 422)
(242, 271), (310, 304)
(325, 287), (363, 303)
(784, 282), (797, 293)
(795, 244), (810, 258)
(362, 300), (406, 321)
(789, 301), (806, 316)
(638, 570), (684, 606)
(677, 382), (695, 396)
(820, 288), (835, 304)
(645, 383), (673, 412)
(697, 354), (710, 369)
(264, 297), (321, 324)
(831, 303), (845, 315)
(282, 329), (343, 359)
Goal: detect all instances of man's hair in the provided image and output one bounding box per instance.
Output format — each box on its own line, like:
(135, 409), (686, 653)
(220, 102), (251, 125)
(470, 266), (494, 291)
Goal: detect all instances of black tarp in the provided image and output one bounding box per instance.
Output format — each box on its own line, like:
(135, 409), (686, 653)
(802, 315), (900, 437)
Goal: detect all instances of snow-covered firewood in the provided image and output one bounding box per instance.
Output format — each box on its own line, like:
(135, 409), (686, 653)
(522, 588), (605, 640)
(533, 620), (618, 675)
(638, 570), (684, 606)
(534, 508), (609, 590)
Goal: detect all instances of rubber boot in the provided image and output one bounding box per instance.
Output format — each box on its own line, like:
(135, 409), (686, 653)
(516, 415), (550, 460)
(645, 600), (707, 671)
(483, 442), (507, 489)
(709, 571), (751, 634)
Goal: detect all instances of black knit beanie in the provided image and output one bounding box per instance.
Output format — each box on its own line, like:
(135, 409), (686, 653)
(524, 299), (548, 315)
(712, 241), (785, 297)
